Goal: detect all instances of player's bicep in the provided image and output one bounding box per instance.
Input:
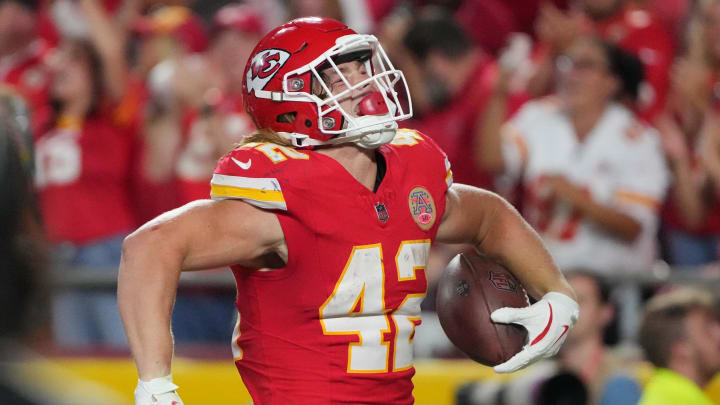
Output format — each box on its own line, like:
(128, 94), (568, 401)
(436, 184), (503, 245)
(133, 199), (285, 271)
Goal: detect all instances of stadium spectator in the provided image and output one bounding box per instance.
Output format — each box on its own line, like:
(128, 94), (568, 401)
(458, 270), (641, 405)
(0, 87), (125, 405)
(0, 0), (52, 136)
(134, 5), (209, 192)
(479, 36), (668, 274)
(656, 0), (720, 266)
(529, 0), (674, 120)
(638, 287), (720, 405)
(172, 3), (261, 204)
(120, 6), (212, 223)
(35, 0), (138, 347)
(118, 17), (579, 404)
(142, 4), (264, 342)
(384, 8), (528, 190)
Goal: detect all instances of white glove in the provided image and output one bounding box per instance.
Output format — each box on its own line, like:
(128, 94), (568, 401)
(135, 374), (184, 405)
(491, 292), (579, 373)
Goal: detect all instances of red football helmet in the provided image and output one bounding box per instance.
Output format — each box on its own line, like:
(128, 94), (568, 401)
(242, 17), (412, 148)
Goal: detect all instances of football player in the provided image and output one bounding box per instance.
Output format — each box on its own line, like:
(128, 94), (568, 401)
(119, 17), (579, 405)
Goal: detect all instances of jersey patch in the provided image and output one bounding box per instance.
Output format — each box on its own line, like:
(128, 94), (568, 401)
(408, 186), (437, 230)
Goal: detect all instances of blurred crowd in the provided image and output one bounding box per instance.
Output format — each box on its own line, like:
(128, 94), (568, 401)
(1, 0), (720, 403)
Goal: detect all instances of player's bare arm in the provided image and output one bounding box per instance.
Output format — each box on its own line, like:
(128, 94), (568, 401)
(117, 199), (285, 382)
(437, 184), (573, 299)
(436, 184), (579, 372)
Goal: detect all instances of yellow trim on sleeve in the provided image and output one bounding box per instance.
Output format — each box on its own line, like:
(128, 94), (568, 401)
(210, 184), (285, 203)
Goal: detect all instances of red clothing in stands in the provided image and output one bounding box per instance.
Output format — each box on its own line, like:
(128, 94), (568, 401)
(403, 58), (527, 190)
(592, 5), (675, 121)
(0, 40), (52, 136)
(176, 93), (254, 204)
(35, 111), (139, 244)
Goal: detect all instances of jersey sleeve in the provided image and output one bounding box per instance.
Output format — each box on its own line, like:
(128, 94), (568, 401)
(210, 144), (291, 211)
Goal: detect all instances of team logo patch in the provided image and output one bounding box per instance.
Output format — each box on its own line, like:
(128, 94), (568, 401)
(408, 186), (436, 230)
(488, 271), (518, 293)
(375, 202), (389, 223)
(246, 49), (291, 95)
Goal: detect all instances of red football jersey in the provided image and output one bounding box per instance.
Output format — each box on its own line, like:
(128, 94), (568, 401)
(210, 129), (453, 404)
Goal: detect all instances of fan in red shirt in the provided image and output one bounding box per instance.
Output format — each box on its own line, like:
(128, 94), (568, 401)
(173, 4), (263, 204)
(655, 0), (720, 266)
(383, 9), (528, 191)
(34, 0), (139, 348)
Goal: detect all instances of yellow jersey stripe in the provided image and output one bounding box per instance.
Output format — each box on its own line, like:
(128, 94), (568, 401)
(211, 184), (285, 202)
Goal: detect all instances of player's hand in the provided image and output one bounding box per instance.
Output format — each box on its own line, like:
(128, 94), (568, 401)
(135, 375), (184, 405)
(490, 292), (579, 373)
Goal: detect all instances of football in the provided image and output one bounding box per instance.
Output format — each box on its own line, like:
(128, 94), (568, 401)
(435, 252), (530, 366)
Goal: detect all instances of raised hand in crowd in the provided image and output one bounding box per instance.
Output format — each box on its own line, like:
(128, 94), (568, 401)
(76, 0), (128, 102)
(671, 58), (713, 116)
(655, 112), (710, 230)
(535, 3), (583, 53)
(699, 110), (720, 188)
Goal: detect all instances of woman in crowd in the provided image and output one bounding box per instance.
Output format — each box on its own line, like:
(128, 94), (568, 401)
(478, 35), (668, 274)
(34, 0), (138, 347)
(655, 0), (720, 266)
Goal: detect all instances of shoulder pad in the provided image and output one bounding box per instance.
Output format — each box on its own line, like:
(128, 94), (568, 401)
(389, 128), (453, 189)
(210, 142), (310, 210)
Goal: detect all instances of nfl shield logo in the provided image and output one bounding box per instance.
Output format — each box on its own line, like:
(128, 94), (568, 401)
(488, 271), (518, 292)
(375, 202), (389, 223)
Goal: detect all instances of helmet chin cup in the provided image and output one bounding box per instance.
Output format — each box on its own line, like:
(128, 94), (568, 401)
(347, 114), (398, 149)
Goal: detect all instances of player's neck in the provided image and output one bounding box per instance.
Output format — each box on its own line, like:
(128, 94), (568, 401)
(317, 144), (378, 191)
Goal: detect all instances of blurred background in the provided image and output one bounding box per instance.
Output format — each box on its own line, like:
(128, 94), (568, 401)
(1, 0), (720, 404)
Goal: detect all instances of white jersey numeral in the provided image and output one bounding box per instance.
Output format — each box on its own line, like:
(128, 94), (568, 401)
(320, 240), (430, 373)
(35, 130), (82, 187)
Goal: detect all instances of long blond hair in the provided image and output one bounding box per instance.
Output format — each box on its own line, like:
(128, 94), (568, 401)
(236, 112), (296, 148)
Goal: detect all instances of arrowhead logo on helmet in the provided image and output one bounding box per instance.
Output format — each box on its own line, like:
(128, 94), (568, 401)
(246, 49), (291, 94)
